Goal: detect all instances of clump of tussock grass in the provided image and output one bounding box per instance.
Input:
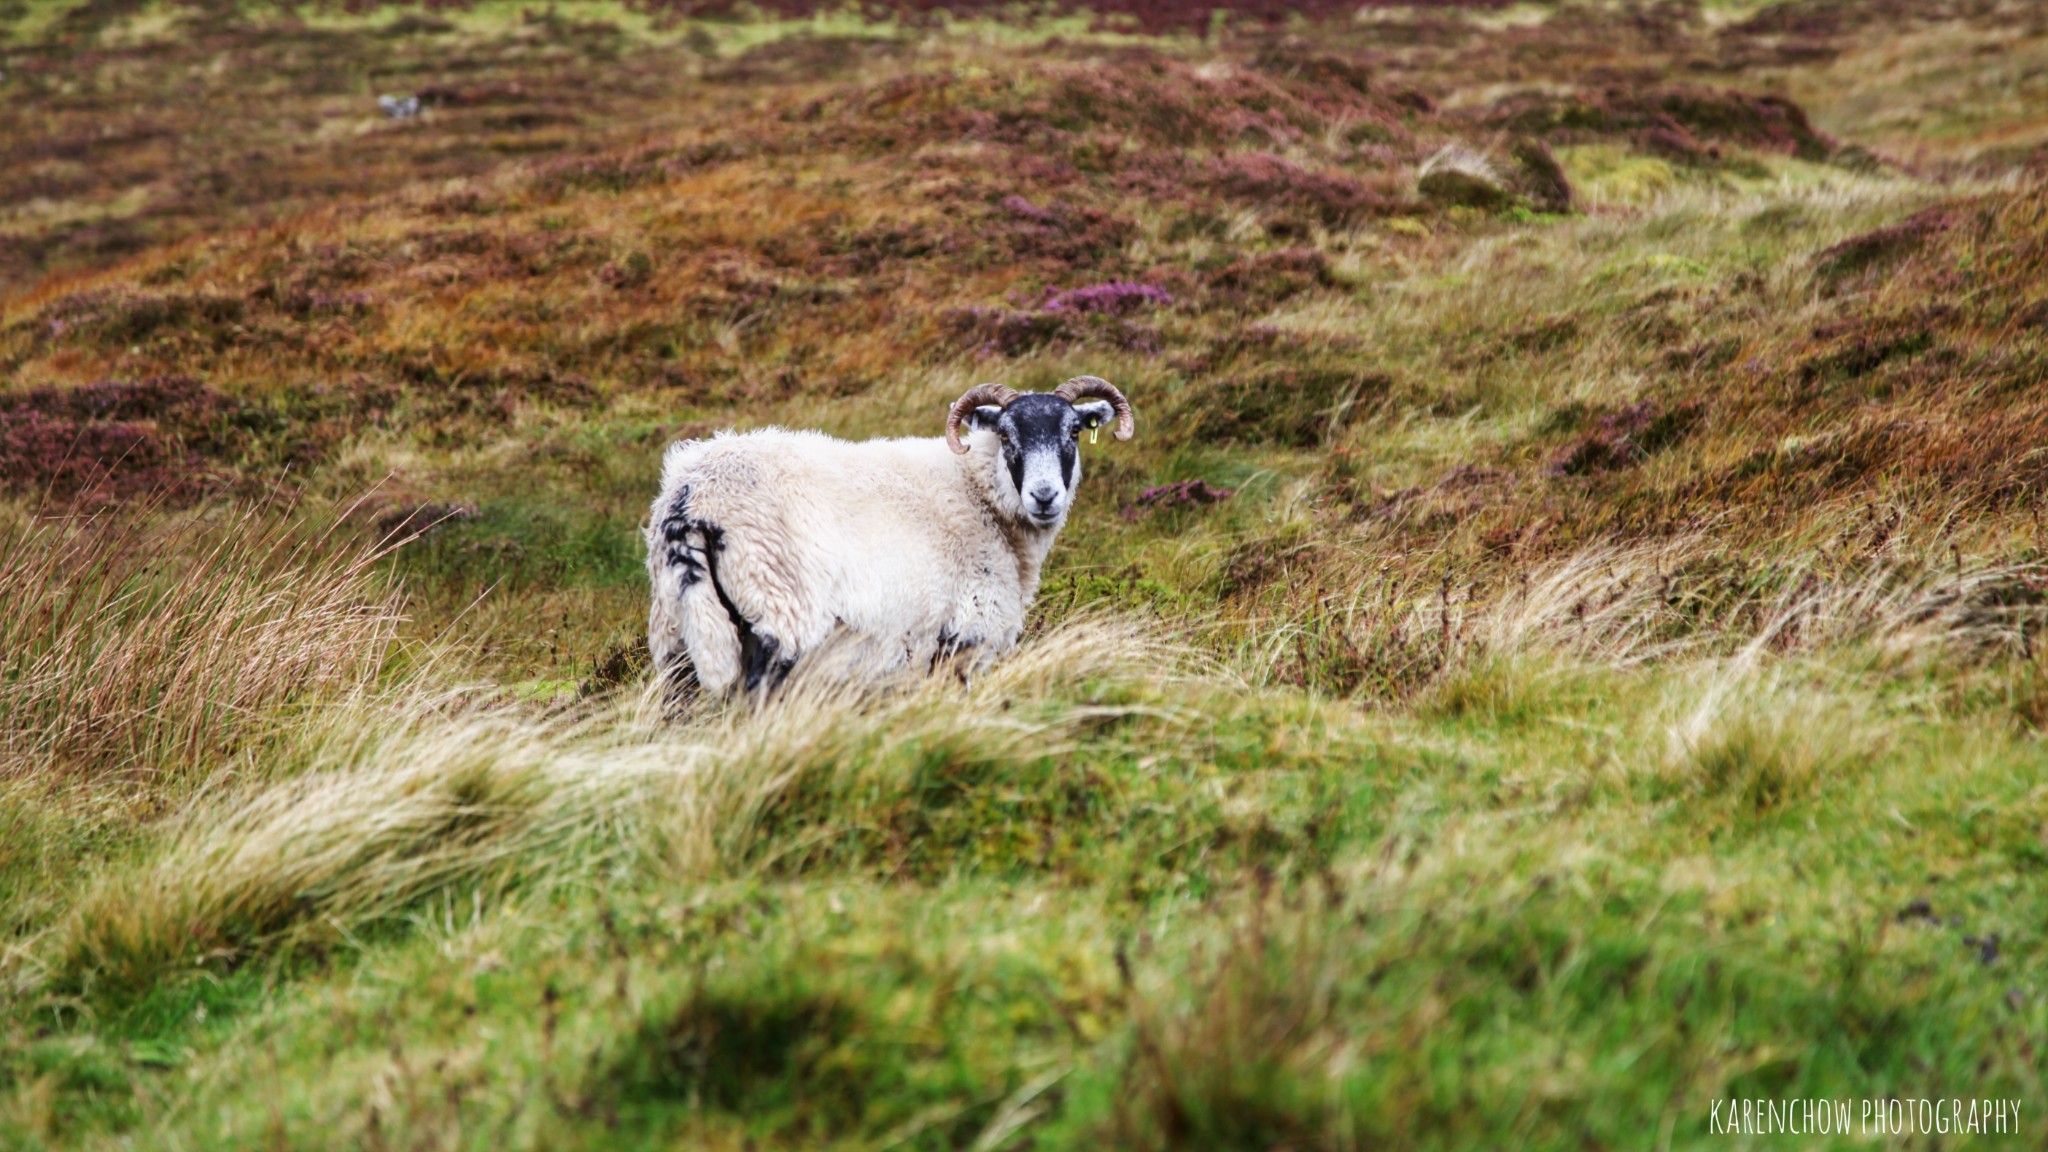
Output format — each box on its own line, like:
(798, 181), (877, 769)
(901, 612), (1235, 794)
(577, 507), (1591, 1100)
(26, 707), (658, 1003)
(1496, 524), (2048, 668)
(670, 616), (1206, 876)
(1109, 894), (1341, 1151)
(19, 619), (1201, 1004)
(1753, 556), (2048, 668)
(0, 501), (404, 786)
(1231, 531), (2046, 710)
(1229, 538), (1716, 701)
(1230, 578), (1440, 700)
(1414, 651), (1602, 728)
(1472, 538), (1712, 666)
(1652, 665), (1885, 816)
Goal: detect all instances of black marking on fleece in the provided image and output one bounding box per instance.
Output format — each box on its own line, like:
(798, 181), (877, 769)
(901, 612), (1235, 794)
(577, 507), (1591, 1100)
(696, 521), (797, 695)
(658, 484), (705, 596)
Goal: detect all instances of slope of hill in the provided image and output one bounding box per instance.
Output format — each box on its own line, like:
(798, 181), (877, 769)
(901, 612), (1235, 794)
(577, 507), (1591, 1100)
(4, 2), (2048, 1148)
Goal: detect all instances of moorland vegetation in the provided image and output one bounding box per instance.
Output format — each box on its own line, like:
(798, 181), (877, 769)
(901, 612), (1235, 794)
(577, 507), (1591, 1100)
(4, 1), (2048, 1147)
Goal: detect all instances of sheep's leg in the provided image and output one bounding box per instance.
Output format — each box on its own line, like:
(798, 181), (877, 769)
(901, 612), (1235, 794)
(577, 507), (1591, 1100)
(653, 487), (742, 695)
(739, 630), (798, 694)
(930, 628), (980, 688)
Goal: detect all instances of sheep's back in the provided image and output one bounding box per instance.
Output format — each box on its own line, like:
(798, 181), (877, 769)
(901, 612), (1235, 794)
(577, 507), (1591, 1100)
(658, 429), (997, 640)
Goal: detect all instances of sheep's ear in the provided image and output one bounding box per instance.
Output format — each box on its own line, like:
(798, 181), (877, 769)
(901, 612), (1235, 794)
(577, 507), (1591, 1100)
(966, 405), (1004, 432)
(1072, 399), (1114, 430)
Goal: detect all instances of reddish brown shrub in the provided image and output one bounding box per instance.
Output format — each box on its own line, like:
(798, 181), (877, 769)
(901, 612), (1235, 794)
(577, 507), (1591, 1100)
(1181, 360), (1389, 447)
(36, 289), (247, 347)
(808, 51), (1407, 160)
(0, 376), (247, 502)
(1637, 123), (1715, 163)
(1508, 137), (1574, 212)
(1794, 326), (1936, 389)
(1039, 280), (1173, 315)
(528, 145), (719, 198)
(1247, 49), (1373, 97)
(1481, 86), (1835, 162)
(705, 33), (906, 84)
(643, 0), (1514, 39)
(942, 302), (1160, 357)
(1120, 479), (1234, 521)
(1204, 153), (1391, 224)
(1547, 400), (1701, 477)
(1203, 248), (1334, 309)
(0, 410), (175, 501)
(988, 198), (1138, 270)
(1811, 206), (1960, 291)
(12, 376), (224, 424)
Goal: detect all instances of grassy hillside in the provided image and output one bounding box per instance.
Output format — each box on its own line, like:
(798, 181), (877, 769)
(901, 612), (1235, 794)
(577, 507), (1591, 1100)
(4, 1), (2048, 1147)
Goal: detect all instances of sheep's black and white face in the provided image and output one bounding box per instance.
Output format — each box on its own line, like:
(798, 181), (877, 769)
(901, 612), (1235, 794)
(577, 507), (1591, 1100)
(967, 393), (1116, 529)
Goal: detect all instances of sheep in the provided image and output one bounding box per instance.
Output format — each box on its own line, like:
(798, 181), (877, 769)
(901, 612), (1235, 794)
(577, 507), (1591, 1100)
(644, 375), (1135, 696)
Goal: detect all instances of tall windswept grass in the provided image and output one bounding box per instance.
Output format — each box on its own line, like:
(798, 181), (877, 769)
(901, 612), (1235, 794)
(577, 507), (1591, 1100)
(682, 616), (1202, 875)
(1655, 666), (1882, 816)
(22, 619), (1194, 1003)
(0, 502), (404, 786)
(1234, 527), (2048, 706)
(29, 707), (661, 1001)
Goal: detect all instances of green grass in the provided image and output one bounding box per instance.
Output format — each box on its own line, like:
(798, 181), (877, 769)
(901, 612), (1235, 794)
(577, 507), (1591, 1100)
(8, 649), (2043, 1147)
(6, 1), (2048, 1148)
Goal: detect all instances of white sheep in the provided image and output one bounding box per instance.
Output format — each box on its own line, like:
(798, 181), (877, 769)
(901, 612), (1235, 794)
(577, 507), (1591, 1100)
(644, 376), (1135, 695)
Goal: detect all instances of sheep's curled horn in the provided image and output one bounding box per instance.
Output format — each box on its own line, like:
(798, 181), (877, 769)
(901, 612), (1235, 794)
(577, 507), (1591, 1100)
(944, 376), (1136, 454)
(1052, 375), (1136, 442)
(945, 383), (1019, 455)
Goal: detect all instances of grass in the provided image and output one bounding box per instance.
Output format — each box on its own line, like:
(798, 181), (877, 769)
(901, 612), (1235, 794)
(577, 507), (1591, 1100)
(4, 0), (2048, 1147)
(0, 499), (403, 785)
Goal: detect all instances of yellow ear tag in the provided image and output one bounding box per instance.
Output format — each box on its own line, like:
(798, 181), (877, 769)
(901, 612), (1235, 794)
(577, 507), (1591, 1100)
(1089, 426), (1099, 445)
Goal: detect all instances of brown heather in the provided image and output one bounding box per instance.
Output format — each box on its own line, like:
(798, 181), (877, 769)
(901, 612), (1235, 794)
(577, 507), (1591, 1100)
(6, 2), (2048, 1148)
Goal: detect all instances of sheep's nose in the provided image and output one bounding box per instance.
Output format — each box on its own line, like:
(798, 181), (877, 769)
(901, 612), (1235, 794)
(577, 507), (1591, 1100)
(1029, 484), (1059, 509)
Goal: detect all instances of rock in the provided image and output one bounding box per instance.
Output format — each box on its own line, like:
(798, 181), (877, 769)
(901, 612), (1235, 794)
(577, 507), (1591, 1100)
(1417, 146), (1514, 210)
(1417, 139), (1575, 215)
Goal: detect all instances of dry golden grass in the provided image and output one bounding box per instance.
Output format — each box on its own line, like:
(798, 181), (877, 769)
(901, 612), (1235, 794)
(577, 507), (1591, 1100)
(7, 3), (2048, 1147)
(0, 500), (404, 787)
(16, 617), (1194, 1002)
